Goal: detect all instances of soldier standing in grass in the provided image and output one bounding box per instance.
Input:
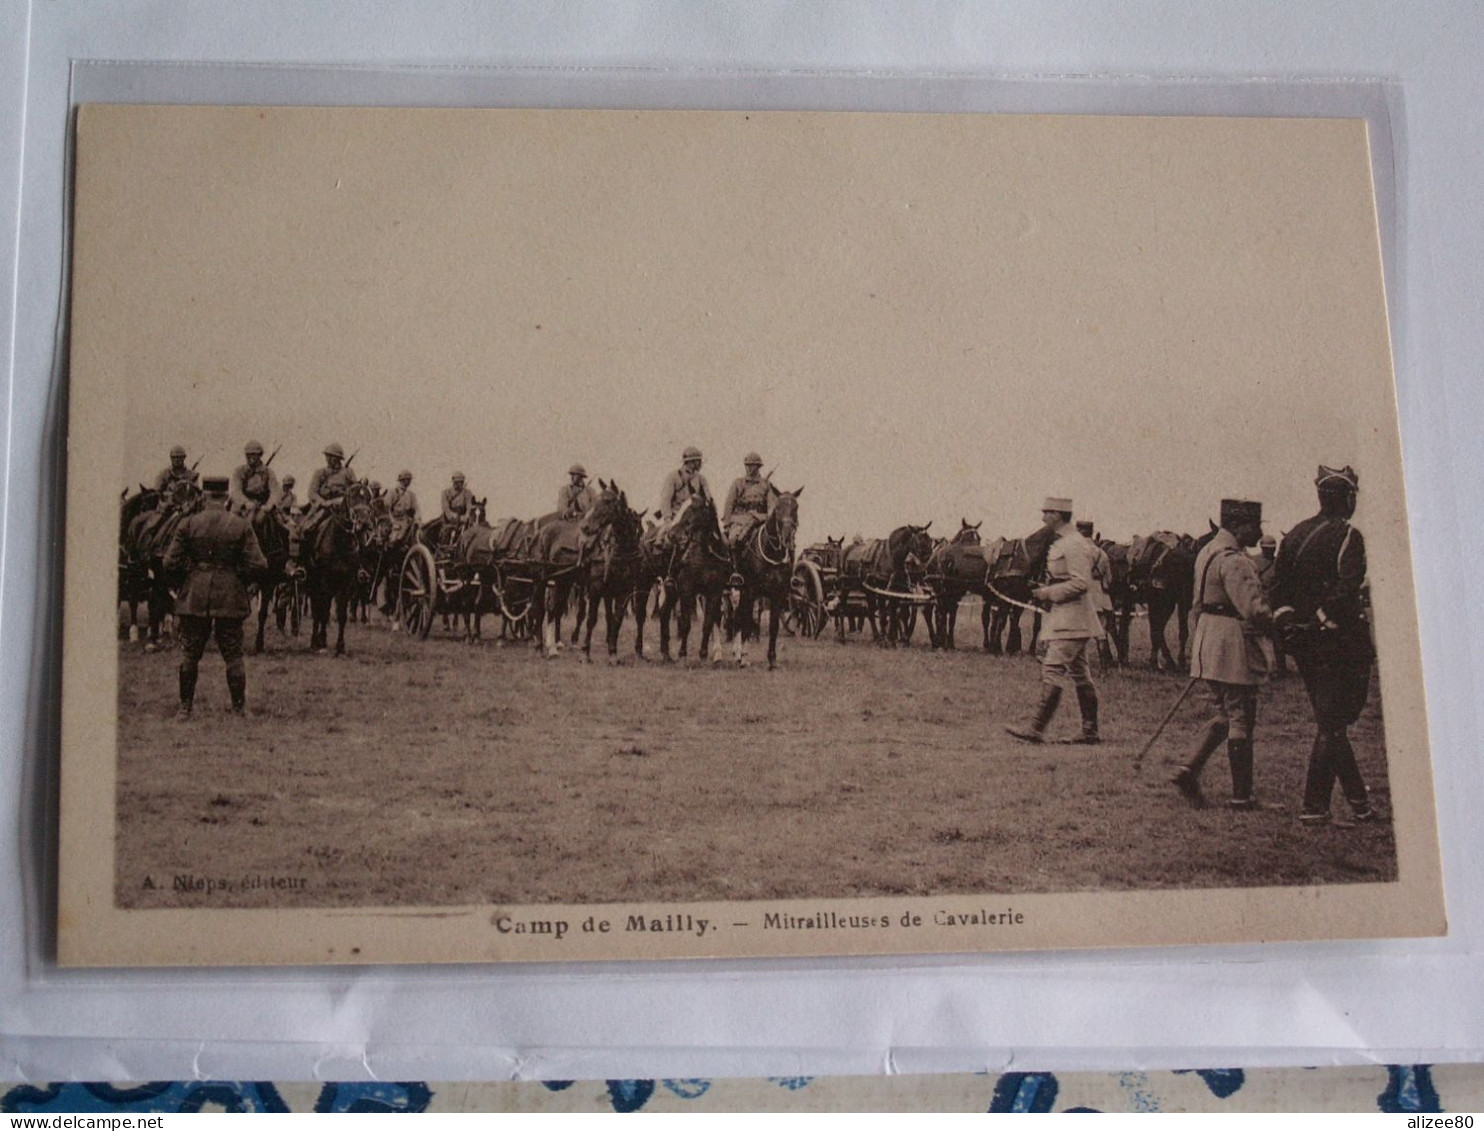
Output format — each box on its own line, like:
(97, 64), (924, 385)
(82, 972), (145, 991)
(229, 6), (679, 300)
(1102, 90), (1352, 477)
(1007, 496), (1101, 745)
(1272, 465), (1377, 827)
(1171, 498), (1274, 810)
(164, 475), (268, 719)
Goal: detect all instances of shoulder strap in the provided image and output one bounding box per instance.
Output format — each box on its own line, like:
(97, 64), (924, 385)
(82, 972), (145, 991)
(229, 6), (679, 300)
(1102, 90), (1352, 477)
(1289, 517), (1341, 574)
(1196, 546), (1238, 604)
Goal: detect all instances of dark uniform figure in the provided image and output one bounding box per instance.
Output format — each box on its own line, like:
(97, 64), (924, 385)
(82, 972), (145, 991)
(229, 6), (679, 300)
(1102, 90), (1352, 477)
(163, 475), (269, 718)
(1272, 465), (1376, 825)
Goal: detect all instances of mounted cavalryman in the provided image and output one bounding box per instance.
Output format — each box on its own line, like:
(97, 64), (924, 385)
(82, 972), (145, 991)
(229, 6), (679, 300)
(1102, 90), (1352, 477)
(1170, 498), (1274, 810)
(153, 444), (199, 495)
(558, 464), (598, 521)
(276, 475), (299, 513)
(1272, 464), (1376, 826)
(1007, 496), (1101, 745)
(435, 471), (475, 550)
(228, 440), (280, 515)
(163, 475), (268, 719)
(723, 452), (781, 549)
(296, 443), (358, 564)
(654, 446), (715, 544)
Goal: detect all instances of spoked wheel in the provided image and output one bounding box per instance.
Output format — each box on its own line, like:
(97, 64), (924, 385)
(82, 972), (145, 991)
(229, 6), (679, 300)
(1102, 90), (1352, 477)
(397, 543), (438, 640)
(789, 560), (827, 639)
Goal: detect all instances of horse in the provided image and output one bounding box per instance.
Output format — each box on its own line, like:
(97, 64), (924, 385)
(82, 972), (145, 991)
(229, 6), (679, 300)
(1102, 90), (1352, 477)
(301, 482), (373, 655)
(529, 493), (631, 659)
(923, 519), (988, 651)
(838, 522), (935, 647)
(981, 523), (1056, 656)
(1124, 528), (1208, 671)
(649, 495), (733, 663)
(578, 480), (653, 663)
(118, 486), (159, 640)
(120, 479), (201, 650)
(724, 488), (803, 669)
(245, 504), (295, 654)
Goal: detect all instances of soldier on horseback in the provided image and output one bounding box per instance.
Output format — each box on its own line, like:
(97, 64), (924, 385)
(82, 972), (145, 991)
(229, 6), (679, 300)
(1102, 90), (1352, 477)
(387, 470), (419, 544)
(277, 475), (298, 513)
(228, 440), (280, 516)
(153, 444), (199, 493)
(433, 471), (475, 551)
(557, 464), (598, 521)
(295, 442), (358, 567)
(654, 446), (715, 544)
(722, 452), (780, 550)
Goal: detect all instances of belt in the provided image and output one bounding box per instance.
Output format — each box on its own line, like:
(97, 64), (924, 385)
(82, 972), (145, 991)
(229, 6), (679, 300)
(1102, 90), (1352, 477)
(1199, 603), (1239, 617)
(192, 561), (236, 572)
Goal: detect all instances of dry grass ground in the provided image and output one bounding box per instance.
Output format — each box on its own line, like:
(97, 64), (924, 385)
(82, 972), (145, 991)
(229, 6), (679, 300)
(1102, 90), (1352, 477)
(115, 608), (1396, 910)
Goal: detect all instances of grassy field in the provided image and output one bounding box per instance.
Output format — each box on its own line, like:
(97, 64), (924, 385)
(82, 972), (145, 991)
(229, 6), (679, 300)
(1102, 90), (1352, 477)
(115, 608), (1396, 910)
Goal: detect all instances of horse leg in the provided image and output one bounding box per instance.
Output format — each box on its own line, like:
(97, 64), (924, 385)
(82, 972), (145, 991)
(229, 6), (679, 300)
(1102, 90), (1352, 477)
(254, 590), (269, 654)
(334, 584), (349, 656)
(1149, 596), (1172, 670)
(1176, 595), (1192, 670)
(631, 587), (649, 660)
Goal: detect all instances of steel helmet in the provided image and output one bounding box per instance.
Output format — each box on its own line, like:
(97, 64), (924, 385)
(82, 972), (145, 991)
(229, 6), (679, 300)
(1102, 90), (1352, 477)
(244, 440), (264, 456)
(744, 451), (762, 466)
(398, 469), (412, 482)
(452, 470), (465, 482)
(169, 444), (187, 459)
(283, 475), (296, 487)
(569, 464), (587, 477)
(324, 442), (345, 459)
(682, 446), (702, 462)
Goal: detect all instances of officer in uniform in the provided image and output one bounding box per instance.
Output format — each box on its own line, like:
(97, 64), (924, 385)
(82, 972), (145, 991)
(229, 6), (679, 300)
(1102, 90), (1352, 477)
(228, 440), (280, 515)
(163, 475), (268, 718)
(723, 452), (781, 548)
(153, 444), (199, 494)
(654, 446), (714, 542)
(388, 470), (419, 542)
(277, 475), (298, 513)
(1171, 499), (1275, 810)
(1007, 497), (1101, 745)
(557, 464), (598, 521)
(1077, 519), (1115, 661)
(1272, 465), (1376, 826)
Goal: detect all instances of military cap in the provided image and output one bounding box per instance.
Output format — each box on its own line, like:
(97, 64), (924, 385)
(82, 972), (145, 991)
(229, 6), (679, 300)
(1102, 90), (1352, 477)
(1075, 520), (1094, 536)
(1316, 464), (1359, 491)
(244, 440), (264, 456)
(169, 444), (187, 459)
(324, 442), (345, 459)
(1042, 496), (1073, 513)
(569, 464), (587, 477)
(202, 475), (230, 494)
(283, 475), (296, 487)
(744, 452), (762, 466)
(1219, 498), (1263, 527)
(1259, 534), (1277, 549)
(397, 470), (412, 482)
(682, 446), (702, 461)
(452, 471), (466, 481)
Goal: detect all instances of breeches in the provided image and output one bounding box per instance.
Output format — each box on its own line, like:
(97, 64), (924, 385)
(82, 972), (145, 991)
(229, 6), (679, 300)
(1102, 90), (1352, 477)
(1200, 679), (1259, 740)
(179, 615), (245, 672)
(1041, 638), (1095, 692)
(1296, 647), (1371, 732)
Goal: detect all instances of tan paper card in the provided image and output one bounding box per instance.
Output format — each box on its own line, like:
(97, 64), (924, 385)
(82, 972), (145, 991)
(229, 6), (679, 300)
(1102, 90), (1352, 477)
(59, 104), (1443, 965)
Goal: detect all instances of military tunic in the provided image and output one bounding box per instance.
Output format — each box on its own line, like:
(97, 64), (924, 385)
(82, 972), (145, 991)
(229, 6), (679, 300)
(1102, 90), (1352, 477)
(229, 461), (280, 513)
(1190, 528), (1273, 743)
(722, 475), (779, 539)
(1031, 526), (1100, 692)
(163, 501), (269, 685)
(276, 487), (298, 512)
(441, 485), (475, 524)
(308, 465), (357, 506)
(388, 486), (419, 521)
(153, 465), (199, 494)
(557, 482), (598, 521)
(659, 468), (712, 520)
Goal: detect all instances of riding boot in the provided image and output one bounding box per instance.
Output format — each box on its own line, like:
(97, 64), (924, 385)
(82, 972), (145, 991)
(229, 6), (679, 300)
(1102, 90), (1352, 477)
(1171, 720), (1227, 808)
(1299, 732), (1334, 822)
(1069, 684), (1100, 744)
(1227, 738), (1257, 809)
(1007, 685), (1061, 744)
(225, 660), (247, 716)
(177, 669), (197, 720)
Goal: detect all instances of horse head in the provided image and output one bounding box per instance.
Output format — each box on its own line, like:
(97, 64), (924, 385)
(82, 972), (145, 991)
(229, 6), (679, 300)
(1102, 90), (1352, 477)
(953, 519), (983, 546)
(889, 522), (935, 571)
(765, 489), (802, 556)
(581, 481), (624, 539)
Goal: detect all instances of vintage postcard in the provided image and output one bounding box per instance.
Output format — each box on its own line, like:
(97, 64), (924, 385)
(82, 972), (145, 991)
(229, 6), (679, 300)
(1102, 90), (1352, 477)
(58, 104), (1443, 965)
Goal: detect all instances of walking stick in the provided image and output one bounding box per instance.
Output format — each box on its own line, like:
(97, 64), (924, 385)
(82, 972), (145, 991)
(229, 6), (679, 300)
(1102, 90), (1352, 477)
(1134, 677), (1197, 774)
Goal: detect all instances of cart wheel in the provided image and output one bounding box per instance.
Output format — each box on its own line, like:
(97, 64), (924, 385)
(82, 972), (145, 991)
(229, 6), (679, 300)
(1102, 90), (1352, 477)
(397, 543), (438, 640)
(790, 560), (827, 639)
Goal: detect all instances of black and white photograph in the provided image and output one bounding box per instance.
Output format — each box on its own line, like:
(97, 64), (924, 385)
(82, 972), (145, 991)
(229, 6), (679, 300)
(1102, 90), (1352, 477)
(59, 104), (1443, 965)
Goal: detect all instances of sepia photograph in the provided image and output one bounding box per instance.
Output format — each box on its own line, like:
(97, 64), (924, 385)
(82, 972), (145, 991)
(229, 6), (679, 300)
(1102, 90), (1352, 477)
(58, 104), (1443, 965)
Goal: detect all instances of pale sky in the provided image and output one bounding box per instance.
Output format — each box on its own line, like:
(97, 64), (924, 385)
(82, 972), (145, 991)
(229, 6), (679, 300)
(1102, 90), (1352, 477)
(78, 106), (1399, 546)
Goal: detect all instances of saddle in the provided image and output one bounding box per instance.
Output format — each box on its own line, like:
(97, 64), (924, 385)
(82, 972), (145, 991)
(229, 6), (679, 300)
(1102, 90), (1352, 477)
(840, 538), (890, 582)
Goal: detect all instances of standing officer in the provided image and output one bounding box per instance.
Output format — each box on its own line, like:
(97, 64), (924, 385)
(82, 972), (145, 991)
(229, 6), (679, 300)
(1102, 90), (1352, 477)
(1254, 534), (1286, 675)
(163, 475), (268, 718)
(1170, 499), (1274, 810)
(388, 470), (419, 542)
(1007, 496), (1101, 745)
(228, 440), (280, 515)
(153, 444), (199, 494)
(723, 452), (781, 548)
(557, 464), (598, 520)
(1077, 519), (1115, 664)
(655, 446), (714, 540)
(1272, 465), (1376, 826)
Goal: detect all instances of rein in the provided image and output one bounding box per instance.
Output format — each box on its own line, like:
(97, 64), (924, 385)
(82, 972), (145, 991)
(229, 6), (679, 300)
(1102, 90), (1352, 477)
(754, 517), (793, 567)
